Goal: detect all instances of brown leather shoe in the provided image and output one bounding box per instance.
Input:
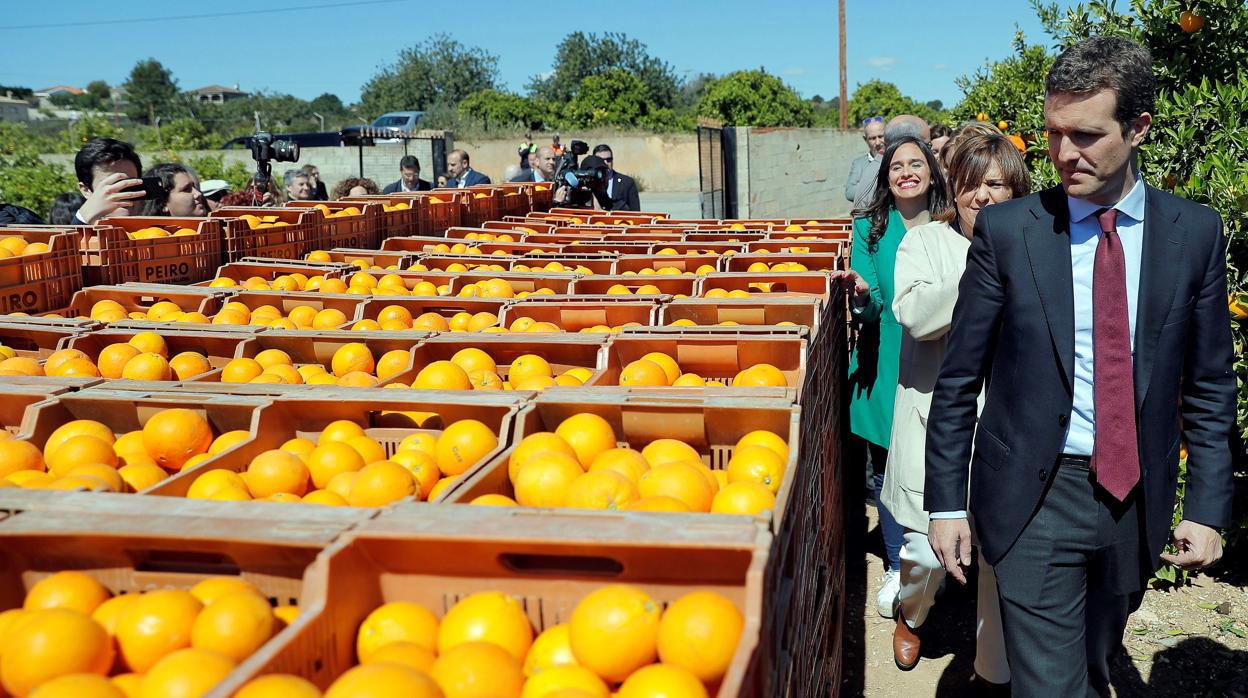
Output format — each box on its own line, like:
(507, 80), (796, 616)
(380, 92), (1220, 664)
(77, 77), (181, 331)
(893, 615), (921, 671)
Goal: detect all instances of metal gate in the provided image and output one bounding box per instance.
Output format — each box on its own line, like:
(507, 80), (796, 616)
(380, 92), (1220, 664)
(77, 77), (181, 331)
(697, 122), (734, 219)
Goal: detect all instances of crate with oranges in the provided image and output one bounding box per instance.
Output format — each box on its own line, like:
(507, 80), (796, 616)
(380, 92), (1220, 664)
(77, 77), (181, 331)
(29, 285), (227, 326)
(214, 331), (429, 390)
(151, 392), (524, 507)
(214, 507), (768, 698)
(587, 334), (805, 396)
(195, 258), (352, 289)
(700, 272), (833, 300)
(338, 195), (417, 239)
(497, 297), (659, 335)
(0, 328), (252, 384)
(393, 334), (607, 392)
(81, 216), (224, 286)
(0, 229), (83, 316)
(210, 207), (323, 262)
(305, 247), (416, 271)
(287, 201), (381, 251)
(207, 292), (366, 331)
(349, 297), (506, 333)
(659, 296), (822, 336)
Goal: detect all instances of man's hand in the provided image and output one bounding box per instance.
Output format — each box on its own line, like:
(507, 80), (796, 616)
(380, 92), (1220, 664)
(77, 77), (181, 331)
(1160, 520), (1223, 570)
(76, 172), (144, 224)
(928, 517), (973, 584)
(552, 185), (571, 204)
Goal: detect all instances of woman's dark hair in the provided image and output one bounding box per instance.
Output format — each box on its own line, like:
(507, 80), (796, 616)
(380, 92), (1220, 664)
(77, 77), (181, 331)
(47, 192), (86, 225)
(930, 124), (954, 141)
(1046, 36), (1155, 132)
(73, 138), (142, 188)
(936, 131), (1032, 226)
(332, 177), (380, 200)
(861, 136), (949, 251)
(136, 163), (197, 216)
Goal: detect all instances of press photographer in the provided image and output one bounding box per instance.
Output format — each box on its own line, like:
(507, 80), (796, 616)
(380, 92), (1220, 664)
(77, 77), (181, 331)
(551, 141), (611, 209)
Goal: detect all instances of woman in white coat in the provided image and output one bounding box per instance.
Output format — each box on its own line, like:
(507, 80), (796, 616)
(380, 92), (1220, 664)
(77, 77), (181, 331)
(881, 127), (1030, 690)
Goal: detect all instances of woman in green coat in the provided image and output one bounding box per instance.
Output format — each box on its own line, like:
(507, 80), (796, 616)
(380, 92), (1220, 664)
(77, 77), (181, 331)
(845, 134), (949, 617)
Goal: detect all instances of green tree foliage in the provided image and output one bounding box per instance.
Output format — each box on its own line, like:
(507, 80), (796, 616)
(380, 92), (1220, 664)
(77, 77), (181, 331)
(697, 70), (813, 127)
(67, 114), (121, 150)
(458, 90), (548, 131)
(360, 34), (500, 118)
(157, 118), (215, 150)
(84, 81), (111, 110)
(0, 123), (76, 218)
(124, 59), (178, 125)
(184, 154), (252, 191)
(562, 70), (650, 128)
(529, 32), (681, 109)
(0, 86), (34, 101)
(846, 80), (943, 126)
(951, 32), (1053, 139)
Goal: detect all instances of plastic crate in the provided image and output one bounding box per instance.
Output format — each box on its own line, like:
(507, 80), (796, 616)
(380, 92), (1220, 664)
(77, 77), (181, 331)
(561, 241), (654, 255)
(475, 240), (562, 255)
(650, 242), (748, 255)
(378, 235), (471, 254)
(354, 297), (509, 331)
(445, 271), (575, 296)
(286, 201), (382, 251)
(723, 253), (842, 273)
(459, 187), (503, 228)
(412, 253), (519, 272)
(614, 254), (723, 275)
(319, 248), (416, 271)
(700, 272), (833, 300)
(484, 184), (534, 218)
(684, 231), (769, 243)
(746, 240), (845, 254)
(511, 253), (616, 275)
(65, 327), (253, 382)
(44, 285), (228, 323)
(421, 193), (462, 235)
(211, 207), (324, 261)
(0, 319), (105, 392)
(413, 333), (608, 386)
(0, 386), (59, 438)
(211, 291), (367, 329)
(84, 216), (224, 286)
(0, 229), (83, 315)
(483, 220), (554, 235)
(224, 330), (428, 388)
(522, 231), (605, 245)
(199, 258), (353, 287)
(148, 391), (525, 499)
(570, 274), (698, 297)
(499, 297), (660, 333)
(337, 195), (419, 239)
(659, 297), (824, 336)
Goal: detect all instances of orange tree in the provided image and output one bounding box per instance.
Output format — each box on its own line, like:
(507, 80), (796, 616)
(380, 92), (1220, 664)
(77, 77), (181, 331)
(957, 0), (1248, 581)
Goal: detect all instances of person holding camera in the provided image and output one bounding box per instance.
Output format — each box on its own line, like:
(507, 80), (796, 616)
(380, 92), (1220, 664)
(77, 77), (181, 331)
(136, 163), (207, 217)
(71, 137), (146, 225)
(552, 154), (612, 210)
(511, 147), (556, 183)
(382, 155), (432, 193)
(593, 144), (640, 211)
(445, 150), (491, 188)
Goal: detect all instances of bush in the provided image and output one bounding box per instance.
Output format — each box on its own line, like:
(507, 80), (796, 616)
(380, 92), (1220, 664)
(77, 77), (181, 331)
(847, 80), (944, 126)
(696, 70), (813, 127)
(457, 90), (548, 131)
(0, 123), (77, 219)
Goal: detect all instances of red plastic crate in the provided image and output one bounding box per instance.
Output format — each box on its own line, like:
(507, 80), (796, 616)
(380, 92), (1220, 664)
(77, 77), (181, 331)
(286, 200), (382, 251)
(338, 195), (419, 239)
(422, 193), (462, 235)
(210, 207), (324, 261)
(86, 216), (225, 285)
(570, 274), (698, 297)
(0, 229), (83, 315)
(499, 297), (659, 332)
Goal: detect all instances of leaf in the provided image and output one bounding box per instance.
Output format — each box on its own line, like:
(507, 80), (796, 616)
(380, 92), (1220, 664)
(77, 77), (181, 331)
(1196, 602), (1220, 610)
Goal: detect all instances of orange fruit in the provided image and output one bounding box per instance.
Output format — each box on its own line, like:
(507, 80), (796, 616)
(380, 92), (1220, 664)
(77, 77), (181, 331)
(190, 590), (274, 662)
(619, 359), (669, 387)
(0, 439), (45, 478)
(640, 440), (701, 467)
(117, 462), (168, 492)
(25, 673), (126, 697)
(48, 357), (101, 378)
(142, 409), (212, 471)
(253, 349), (293, 369)
(735, 430), (789, 461)
(208, 430), (250, 456)
(410, 312), (449, 332)
(437, 591), (533, 660)
(221, 358), (264, 383)
(564, 470), (639, 510)
(390, 450), (440, 499)
(111, 673), (143, 698)
(326, 471), (360, 500)
(312, 308), (348, 330)
(320, 420), (366, 445)
(335, 371), (377, 388)
(92, 593), (139, 635)
(478, 278), (515, 299)
(279, 437), (317, 461)
(640, 352), (682, 384)
(376, 349), (411, 381)
(234, 674), (322, 698)
(467, 312), (498, 332)
(731, 363), (786, 387)
(398, 432), (437, 456)
(43, 348), (90, 374)
(568, 585), (661, 683)
(302, 489), (348, 506)
(0, 609), (113, 696)
(427, 475), (457, 500)
(412, 360), (472, 390)
(468, 369), (504, 390)
(434, 419), (498, 476)
(97, 343), (143, 378)
(348, 461), (417, 507)
(137, 647), (236, 698)
(554, 413), (617, 468)
(521, 665), (609, 698)
(331, 343), (375, 377)
(507, 433), (577, 483)
(186, 470), (250, 500)
(244, 449), (310, 497)
(377, 304), (415, 326)
(450, 348), (497, 375)
(188, 578), (260, 606)
(45, 422), (114, 459)
(24, 571), (111, 614)
(513, 452), (584, 507)
(121, 353), (172, 381)
(326, 663), (442, 698)
(430, 641), (524, 698)
(306, 442), (366, 489)
(508, 354), (551, 381)
(357, 600), (439, 661)
(726, 445), (787, 494)
(588, 448), (650, 484)
(511, 375), (557, 390)
(617, 664), (708, 698)
(46, 434), (117, 476)
(639, 462), (714, 513)
(115, 589), (204, 672)
(166, 352), (210, 380)
(657, 590), (744, 682)
(671, 373), (707, 387)
(469, 493), (518, 506)
(127, 332), (168, 357)
(363, 641), (435, 672)
(0, 356), (43, 376)
(523, 624), (578, 677)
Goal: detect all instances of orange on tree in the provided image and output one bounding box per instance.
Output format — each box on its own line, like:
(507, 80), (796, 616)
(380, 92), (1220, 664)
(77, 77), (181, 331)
(568, 585), (661, 683)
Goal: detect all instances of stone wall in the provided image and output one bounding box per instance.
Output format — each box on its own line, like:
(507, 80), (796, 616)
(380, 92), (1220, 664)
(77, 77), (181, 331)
(728, 127), (865, 219)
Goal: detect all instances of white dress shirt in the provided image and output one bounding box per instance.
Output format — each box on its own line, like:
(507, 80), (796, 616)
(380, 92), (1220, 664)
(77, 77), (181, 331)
(1061, 176), (1146, 456)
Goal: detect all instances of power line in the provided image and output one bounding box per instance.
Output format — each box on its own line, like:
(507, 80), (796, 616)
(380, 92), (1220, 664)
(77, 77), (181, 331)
(0, 0), (409, 31)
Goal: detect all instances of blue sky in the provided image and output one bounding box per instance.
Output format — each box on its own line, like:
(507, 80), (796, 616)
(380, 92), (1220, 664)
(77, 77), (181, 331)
(0, 0), (1074, 109)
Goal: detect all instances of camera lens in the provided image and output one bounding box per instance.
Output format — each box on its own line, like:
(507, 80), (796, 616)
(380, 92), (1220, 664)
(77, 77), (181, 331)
(274, 140), (300, 163)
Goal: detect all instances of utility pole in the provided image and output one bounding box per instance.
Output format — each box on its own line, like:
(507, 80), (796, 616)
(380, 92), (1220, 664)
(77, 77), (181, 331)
(839, 0), (848, 129)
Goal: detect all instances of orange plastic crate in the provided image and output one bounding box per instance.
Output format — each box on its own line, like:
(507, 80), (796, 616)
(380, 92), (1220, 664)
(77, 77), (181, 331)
(499, 297), (660, 332)
(286, 200), (382, 250)
(44, 285), (228, 323)
(0, 229), (83, 315)
(210, 207), (324, 261)
(199, 258), (353, 286)
(86, 216), (224, 285)
(570, 274), (698, 297)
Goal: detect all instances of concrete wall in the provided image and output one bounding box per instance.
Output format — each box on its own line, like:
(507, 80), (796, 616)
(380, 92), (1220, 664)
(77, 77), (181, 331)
(729, 127), (864, 219)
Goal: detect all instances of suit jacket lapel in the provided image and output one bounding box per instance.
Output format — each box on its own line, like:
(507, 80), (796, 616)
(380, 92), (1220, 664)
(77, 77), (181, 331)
(1133, 185), (1183, 407)
(1024, 186), (1076, 392)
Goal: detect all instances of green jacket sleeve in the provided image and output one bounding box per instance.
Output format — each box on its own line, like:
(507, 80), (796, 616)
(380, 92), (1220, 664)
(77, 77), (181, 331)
(849, 216), (885, 323)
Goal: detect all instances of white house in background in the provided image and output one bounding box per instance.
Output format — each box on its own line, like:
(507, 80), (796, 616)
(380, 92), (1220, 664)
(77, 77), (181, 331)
(33, 85), (83, 109)
(0, 92), (30, 122)
(190, 84), (248, 104)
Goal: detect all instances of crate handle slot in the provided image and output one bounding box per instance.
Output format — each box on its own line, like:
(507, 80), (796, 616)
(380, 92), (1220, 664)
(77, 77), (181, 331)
(498, 553), (624, 577)
(132, 550), (242, 576)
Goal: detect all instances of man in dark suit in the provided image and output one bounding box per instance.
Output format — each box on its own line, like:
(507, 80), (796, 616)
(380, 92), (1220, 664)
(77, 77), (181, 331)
(924, 37), (1234, 696)
(510, 147), (556, 183)
(444, 149), (491, 188)
(593, 144), (640, 211)
(381, 155), (432, 193)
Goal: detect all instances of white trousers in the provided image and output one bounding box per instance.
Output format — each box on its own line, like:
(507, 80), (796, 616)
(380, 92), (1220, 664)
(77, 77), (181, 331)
(899, 530), (1011, 684)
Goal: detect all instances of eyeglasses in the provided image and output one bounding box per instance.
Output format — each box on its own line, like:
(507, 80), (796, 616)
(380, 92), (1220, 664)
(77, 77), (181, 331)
(862, 116), (884, 126)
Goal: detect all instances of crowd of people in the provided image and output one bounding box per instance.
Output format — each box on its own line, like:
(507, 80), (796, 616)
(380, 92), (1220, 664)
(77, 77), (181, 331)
(841, 36), (1235, 697)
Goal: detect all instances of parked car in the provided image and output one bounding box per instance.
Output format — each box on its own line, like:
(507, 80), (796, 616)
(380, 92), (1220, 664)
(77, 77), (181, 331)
(369, 111), (425, 141)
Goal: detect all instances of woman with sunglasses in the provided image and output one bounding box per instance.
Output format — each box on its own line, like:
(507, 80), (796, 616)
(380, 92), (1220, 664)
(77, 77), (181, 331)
(844, 134), (950, 620)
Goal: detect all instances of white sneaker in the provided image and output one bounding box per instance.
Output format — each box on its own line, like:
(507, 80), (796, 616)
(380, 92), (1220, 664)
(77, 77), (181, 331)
(876, 568), (900, 618)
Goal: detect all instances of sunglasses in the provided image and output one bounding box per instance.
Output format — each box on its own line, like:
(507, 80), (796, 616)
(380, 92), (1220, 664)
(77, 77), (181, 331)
(601, 157), (613, 163)
(862, 116), (884, 126)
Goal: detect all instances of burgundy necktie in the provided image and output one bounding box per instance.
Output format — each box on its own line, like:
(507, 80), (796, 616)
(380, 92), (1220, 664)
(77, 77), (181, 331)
(1090, 207), (1140, 500)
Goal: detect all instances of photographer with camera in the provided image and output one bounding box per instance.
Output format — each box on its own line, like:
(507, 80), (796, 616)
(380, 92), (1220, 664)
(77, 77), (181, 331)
(593, 144), (640, 211)
(136, 163), (207, 217)
(551, 141), (612, 210)
(71, 137), (146, 225)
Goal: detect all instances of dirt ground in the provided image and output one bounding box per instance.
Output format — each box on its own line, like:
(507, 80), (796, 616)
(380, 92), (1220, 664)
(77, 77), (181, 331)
(843, 502), (1248, 697)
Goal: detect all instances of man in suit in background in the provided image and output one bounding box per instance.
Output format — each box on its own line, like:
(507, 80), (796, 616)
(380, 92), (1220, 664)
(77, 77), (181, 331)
(845, 116), (885, 201)
(444, 149), (491, 188)
(925, 36), (1235, 697)
(593, 144), (640, 211)
(511, 147), (556, 183)
(382, 155), (432, 193)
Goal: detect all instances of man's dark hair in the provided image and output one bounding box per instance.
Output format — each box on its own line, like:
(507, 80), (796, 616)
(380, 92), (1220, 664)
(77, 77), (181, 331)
(399, 155), (421, 170)
(73, 138), (142, 188)
(48, 191), (86, 225)
(930, 124), (953, 140)
(592, 144), (613, 156)
(1046, 35), (1155, 131)
(136, 162), (197, 216)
